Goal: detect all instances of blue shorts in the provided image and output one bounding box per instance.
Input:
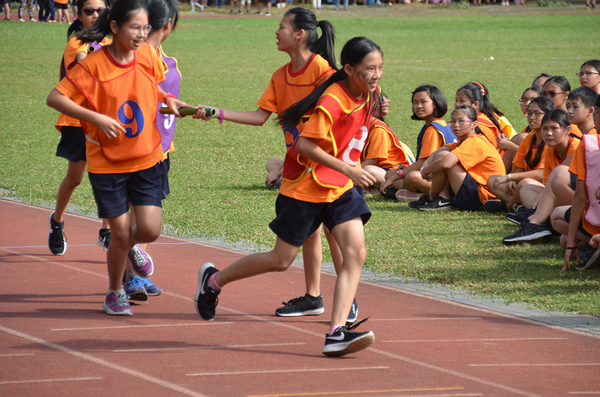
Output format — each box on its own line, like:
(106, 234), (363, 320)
(270, 186), (371, 247)
(564, 207), (593, 239)
(451, 172), (483, 211)
(88, 162), (163, 219)
(55, 126), (86, 163)
(160, 155), (171, 200)
(570, 172), (578, 191)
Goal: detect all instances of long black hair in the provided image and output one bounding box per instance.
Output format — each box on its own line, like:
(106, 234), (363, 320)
(542, 108), (580, 141)
(543, 75), (571, 93)
(284, 7), (336, 70)
(524, 96), (554, 170)
(456, 81), (503, 133)
(278, 36), (382, 131)
(77, 0), (149, 44)
(67, 0), (110, 39)
(410, 84), (447, 121)
(148, 0), (178, 34)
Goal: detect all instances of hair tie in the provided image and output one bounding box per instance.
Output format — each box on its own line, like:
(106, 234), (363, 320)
(411, 90), (415, 94)
(472, 81), (485, 96)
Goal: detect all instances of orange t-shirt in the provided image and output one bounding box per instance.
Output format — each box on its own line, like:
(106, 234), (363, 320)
(571, 124), (583, 138)
(568, 137), (600, 236)
(542, 136), (580, 184)
(361, 118), (413, 169)
(56, 36), (112, 131)
(512, 131), (547, 172)
(446, 133), (505, 203)
(55, 43), (165, 174)
(280, 81), (371, 203)
(477, 113), (502, 152)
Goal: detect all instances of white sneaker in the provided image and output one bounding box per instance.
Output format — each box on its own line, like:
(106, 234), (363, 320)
(30, 17), (37, 21)
(19, 18), (25, 21)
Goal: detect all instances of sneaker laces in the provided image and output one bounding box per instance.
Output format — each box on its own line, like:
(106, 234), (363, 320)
(281, 296), (306, 306)
(50, 227), (67, 246)
(116, 292), (129, 307)
(130, 247), (146, 265)
(345, 317), (369, 331)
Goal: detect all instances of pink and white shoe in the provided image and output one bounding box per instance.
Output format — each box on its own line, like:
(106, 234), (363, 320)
(395, 189), (421, 202)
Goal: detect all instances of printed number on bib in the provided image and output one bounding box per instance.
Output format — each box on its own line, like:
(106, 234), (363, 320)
(118, 100), (145, 138)
(161, 104), (175, 130)
(342, 126), (368, 166)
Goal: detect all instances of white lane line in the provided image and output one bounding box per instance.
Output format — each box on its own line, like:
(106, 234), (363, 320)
(469, 363), (600, 367)
(384, 337), (568, 343)
(114, 342), (306, 353)
(0, 377), (102, 385)
(568, 392), (600, 395)
(51, 322), (232, 331)
(247, 387), (470, 397)
(0, 353), (34, 357)
(187, 366), (389, 377)
(370, 317), (482, 321)
(1, 242), (196, 250)
(0, 325), (209, 397)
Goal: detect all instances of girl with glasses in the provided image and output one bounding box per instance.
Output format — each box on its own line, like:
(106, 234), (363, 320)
(542, 76), (582, 137)
(577, 60), (600, 95)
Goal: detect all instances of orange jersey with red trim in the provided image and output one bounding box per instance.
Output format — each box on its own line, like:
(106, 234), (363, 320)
(361, 118), (413, 169)
(571, 124), (583, 138)
(512, 131), (547, 172)
(56, 36), (112, 131)
(542, 136), (580, 184)
(280, 81), (372, 203)
(446, 133), (505, 203)
(55, 43), (165, 174)
(568, 136), (600, 236)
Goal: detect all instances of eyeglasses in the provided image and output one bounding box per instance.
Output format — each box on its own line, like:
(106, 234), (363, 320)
(449, 120), (473, 126)
(519, 98), (536, 105)
(525, 111), (545, 118)
(576, 71), (600, 78)
(541, 91), (566, 98)
(81, 7), (105, 15)
(125, 24), (152, 35)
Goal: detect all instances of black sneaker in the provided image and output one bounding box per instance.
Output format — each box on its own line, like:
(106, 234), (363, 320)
(502, 219), (552, 246)
(576, 245), (600, 271)
(322, 318), (375, 357)
(505, 208), (535, 225)
(96, 228), (111, 252)
(48, 212), (67, 255)
(483, 200), (508, 213)
(381, 188), (398, 200)
(275, 295), (324, 317)
(195, 263), (220, 321)
(346, 299), (359, 323)
(409, 194), (430, 209)
(418, 196), (451, 211)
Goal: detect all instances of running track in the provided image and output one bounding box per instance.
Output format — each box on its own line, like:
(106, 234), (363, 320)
(1, 198), (600, 397)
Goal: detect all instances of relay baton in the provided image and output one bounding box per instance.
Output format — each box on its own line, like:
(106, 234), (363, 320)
(159, 107), (215, 117)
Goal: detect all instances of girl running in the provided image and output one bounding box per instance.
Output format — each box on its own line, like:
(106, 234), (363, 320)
(47, 0), (111, 257)
(47, 0), (188, 316)
(195, 37), (383, 357)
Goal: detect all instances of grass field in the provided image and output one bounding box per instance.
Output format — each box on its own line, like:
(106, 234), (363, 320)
(1, 8), (600, 316)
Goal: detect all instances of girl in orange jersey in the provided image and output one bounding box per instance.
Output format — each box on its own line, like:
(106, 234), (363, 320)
(379, 84), (456, 204)
(195, 8), (381, 322)
(46, 0), (188, 316)
(195, 37), (382, 357)
(542, 76), (583, 138)
(485, 96), (554, 213)
(417, 105), (505, 211)
(47, 0), (111, 257)
(577, 60), (600, 95)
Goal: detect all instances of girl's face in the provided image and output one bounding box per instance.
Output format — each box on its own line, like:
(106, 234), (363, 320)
(525, 102), (545, 131)
(578, 65), (600, 92)
(541, 119), (570, 147)
(449, 109), (477, 139)
(542, 81), (568, 109)
(78, 0), (106, 29)
(412, 91), (435, 121)
(455, 90), (478, 112)
(112, 10), (149, 52)
(276, 15), (298, 53)
(345, 50), (383, 95)
(520, 89), (540, 115)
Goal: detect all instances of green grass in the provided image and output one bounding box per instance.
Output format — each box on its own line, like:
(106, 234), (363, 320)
(1, 12), (600, 316)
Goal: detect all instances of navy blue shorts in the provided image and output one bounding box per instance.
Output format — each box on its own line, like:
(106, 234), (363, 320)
(570, 172), (578, 191)
(160, 156), (171, 200)
(270, 186), (371, 247)
(55, 126), (86, 163)
(88, 162), (163, 219)
(564, 207), (593, 239)
(451, 172), (483, 211)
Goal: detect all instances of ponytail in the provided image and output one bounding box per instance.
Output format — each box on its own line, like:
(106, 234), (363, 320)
(457, 82), (503, 133)
(67, 18), (84, 39)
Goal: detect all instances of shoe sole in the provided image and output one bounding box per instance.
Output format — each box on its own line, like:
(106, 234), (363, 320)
(502, 232), (552, 246)
(48, 213), (67, 255)
(126, 291), (148, 301)
(195, 263), (216, 321)
(275, 307), (325, 317)
(418, 205), (450, 211)
(145, 290), (162, 296)
(505, 214), (522, 225)
(395, 190), (420, 203)
(102, 303), (132, 316)
(322, 332), (375, 357)
(579, 250), (600, 271)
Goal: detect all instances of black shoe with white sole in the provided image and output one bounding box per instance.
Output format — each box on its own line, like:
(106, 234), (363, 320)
(322, 318), (374, 357)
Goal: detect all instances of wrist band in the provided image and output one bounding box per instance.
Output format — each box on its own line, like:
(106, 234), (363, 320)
(164, 93), (176, 103)
(397, 169), (404, 179)
(566, 246), (576, 250)
(507, 173), (511, 181)
(219, 108), (224, 125)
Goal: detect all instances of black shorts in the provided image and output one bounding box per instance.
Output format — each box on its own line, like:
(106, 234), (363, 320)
(570, 172), (578, 191)
(451, 172), (483, 211)
(88, 162), (163, 219)
(564, 207), (593, 239)
(269, 186), (371, 247)
(55, 126), (86, 163)
(55, 3), (68, 9)
(160, 155), (171, 200)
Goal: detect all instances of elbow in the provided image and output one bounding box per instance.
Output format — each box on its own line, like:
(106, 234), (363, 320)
(295, 137), (308, 157)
